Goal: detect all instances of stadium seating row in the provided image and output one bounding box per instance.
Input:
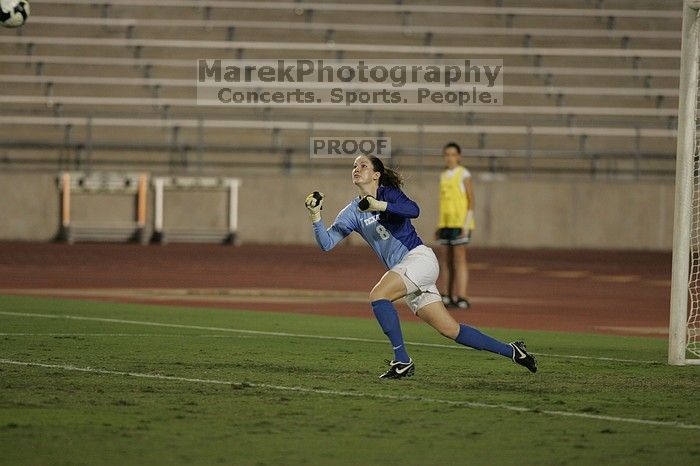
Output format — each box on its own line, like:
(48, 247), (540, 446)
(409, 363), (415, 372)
(0, 0), (682, 177)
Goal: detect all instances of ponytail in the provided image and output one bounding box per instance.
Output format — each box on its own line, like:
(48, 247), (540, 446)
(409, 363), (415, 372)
(380, 167), (403, 189)
(367, 155), (403, 188)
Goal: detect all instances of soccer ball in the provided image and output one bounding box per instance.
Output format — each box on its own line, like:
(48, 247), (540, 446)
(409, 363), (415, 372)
(1, 0), (30, 28)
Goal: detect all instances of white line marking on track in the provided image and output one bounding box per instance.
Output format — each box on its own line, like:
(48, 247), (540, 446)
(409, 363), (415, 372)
(0, 311), (662, 365)
(0, 333), (254, 338)
(0, 358), (696, 430)
(0, 288), (550, 306)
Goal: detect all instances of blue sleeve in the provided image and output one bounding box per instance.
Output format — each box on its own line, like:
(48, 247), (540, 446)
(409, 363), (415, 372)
(312, 204), (356, 251)
(384, 188), (420, 219)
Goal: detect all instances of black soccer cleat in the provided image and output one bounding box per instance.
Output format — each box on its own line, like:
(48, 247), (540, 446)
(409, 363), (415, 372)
(510, 341), (537, 373)
(379, 359), (415, 379)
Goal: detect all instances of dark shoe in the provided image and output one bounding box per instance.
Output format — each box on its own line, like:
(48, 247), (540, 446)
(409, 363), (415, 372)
(510, 341), (537, 373)
(454, 297), (471, 310)
(379, 359), (415, 379)
(441, 294), (455, 307)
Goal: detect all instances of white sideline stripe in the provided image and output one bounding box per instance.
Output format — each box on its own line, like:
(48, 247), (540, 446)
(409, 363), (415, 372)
(0, 311), (662, 365)
(0, 333), (253, 338)
(0, 358), (697, 431)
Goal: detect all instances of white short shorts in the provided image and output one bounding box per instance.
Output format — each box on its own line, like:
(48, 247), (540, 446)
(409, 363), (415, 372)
(390, 244), (442, 314)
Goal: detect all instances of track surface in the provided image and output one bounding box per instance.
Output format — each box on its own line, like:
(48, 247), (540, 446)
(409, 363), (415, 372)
(0, 242), (671, 337)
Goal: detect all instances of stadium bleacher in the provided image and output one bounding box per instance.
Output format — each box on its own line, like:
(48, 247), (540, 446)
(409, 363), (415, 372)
(0, 0), (682, 177)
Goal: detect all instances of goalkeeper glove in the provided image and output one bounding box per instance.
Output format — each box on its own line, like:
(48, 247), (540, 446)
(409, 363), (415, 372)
(358, 195), (387, 212)
(305, 191), (324, 223)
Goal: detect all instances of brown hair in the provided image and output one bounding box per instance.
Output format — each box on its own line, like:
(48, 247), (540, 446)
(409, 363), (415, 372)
(367, 155), (403, 189)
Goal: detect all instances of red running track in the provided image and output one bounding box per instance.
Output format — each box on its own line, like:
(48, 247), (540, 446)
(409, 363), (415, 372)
(0, 242), (672, 337)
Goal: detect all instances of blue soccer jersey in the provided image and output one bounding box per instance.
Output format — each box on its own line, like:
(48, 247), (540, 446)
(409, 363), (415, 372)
(312, 186), (423, 269)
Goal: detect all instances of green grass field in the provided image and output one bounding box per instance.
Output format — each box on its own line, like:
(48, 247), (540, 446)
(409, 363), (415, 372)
(0, 294), (698, 466)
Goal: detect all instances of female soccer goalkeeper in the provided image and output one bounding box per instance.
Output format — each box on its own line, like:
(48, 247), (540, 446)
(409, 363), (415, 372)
(304, 155), (537, 379)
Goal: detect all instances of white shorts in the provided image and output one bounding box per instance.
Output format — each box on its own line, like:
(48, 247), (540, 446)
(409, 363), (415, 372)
(390, 244), (442, 314)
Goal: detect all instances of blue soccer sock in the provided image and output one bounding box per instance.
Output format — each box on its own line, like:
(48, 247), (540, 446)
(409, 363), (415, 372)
(455, 324), (513, 358)
(371, 299), (411, 363)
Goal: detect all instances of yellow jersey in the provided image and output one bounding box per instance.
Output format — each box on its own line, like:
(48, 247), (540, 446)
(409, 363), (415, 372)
(438, 166), (475, 229)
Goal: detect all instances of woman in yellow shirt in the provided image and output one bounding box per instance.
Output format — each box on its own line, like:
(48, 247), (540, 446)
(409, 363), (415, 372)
(436, 142), (475, 309)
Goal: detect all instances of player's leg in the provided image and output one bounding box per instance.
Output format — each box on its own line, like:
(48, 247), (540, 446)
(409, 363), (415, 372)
(374, 245), (449, 379)
(436, 243), (448, 298)
(413, 297), (537, 373)
(452, 244), (470, 309)
(369, 269), (407, 302)
(437, 244), (454, 306)
(436, 229), (454, 306)
(416, 300), (510, 356)
(446, 243), (455, 304)
(369, 270), (411, 365)
(409, 245), (537, 372)
(464, 246), (469, 297)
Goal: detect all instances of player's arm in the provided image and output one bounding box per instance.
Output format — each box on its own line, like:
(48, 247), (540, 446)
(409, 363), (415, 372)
(305, 192), (353, 251)
(462, 176), (475, 236)
(358, 188), (419, 219)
